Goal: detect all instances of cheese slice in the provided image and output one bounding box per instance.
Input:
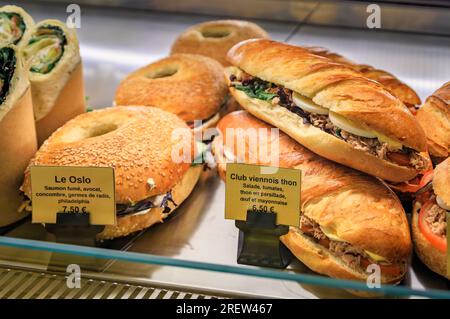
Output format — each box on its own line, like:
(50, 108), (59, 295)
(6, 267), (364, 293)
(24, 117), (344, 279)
(329, 112), (376, 138)
(329, 112), (403, 150)
(320, 225), (388, 262)
(374, 132), (403, 151)
(320, 225), (346, 242)
(292, 92), (329, 115)
(436, 196), (450, 211)
(365, 250), (388, 262)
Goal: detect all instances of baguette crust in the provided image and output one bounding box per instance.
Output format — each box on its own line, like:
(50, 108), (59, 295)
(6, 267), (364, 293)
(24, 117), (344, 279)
(115, 54), (227, 122)
(411, 202), (448, 279)
(22, 106), (194, 204)
(171, 20), (269, 66)
(228, 83), (418, 182)
(416, 82), (450, 158)
(433, 157), (450, 207)
(227, 39), (426, 151)
(213, 111), (412, 264)
(281, 228), (405, 284)
(306, 46), (421, 110)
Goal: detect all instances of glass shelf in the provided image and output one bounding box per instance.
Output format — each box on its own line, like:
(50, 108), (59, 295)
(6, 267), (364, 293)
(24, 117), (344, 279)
(0, 235), (449, 299)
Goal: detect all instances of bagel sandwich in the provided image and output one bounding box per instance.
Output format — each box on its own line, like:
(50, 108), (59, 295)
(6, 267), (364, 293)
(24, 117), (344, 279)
(305, 46), (421, 115)
(416, 81), (450, 163)
(212, 111), (412, 285)
(22, 19), (86, 145)
(0, 44), (37, 227)
(114, 54), (228, 135)
(412, 157), (449, 279)
(225, 39), (429, 183)
(21, 106), (202, 240)
(0, 5), (34, 47)
(171, 20), (269, 66)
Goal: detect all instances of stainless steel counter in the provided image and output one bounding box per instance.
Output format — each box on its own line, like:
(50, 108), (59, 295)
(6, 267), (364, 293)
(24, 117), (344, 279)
(1, 1), (449, 299)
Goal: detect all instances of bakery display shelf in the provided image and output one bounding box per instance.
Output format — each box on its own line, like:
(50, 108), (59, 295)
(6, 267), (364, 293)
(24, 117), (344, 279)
(1, 170), (450, 299)
(0, 1), (449, 299)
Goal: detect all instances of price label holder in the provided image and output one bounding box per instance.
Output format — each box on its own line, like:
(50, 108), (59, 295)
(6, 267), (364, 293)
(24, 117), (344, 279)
(225, 163), (301, 269)
(30, 166), (116, 271)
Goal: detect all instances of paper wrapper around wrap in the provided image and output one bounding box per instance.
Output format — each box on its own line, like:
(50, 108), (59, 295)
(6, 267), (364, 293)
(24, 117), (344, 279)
(35, 62), (86, 145)
(0, 87), (37, 227)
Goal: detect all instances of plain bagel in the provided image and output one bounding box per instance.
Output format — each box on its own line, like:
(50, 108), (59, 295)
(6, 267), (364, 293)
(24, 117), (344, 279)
(21, 106), (201, 240)
(115, 54), (228, 132)
(170, 20), (269, 66)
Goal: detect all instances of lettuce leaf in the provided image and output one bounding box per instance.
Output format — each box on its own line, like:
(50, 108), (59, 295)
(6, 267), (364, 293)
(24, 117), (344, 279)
(234, 83), (277, 101)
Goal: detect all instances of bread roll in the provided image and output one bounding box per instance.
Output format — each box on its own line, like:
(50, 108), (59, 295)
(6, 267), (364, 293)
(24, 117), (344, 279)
(171, 20), (269, 66)
(416, 82), (450, 160)
(115, 54), (227, 133)
(226, 39), (428, 182)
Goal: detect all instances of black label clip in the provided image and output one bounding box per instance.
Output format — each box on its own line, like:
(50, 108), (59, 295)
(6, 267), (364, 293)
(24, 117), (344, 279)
(235, 210), (292, 269)
(45, 212), (104, 247)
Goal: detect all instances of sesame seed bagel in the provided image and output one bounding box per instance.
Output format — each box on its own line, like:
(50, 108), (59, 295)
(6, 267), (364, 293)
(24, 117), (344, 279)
(21, 106), (201, 239)
(114, 54), (228, 125)
(22, 106), (195, 204)
(170, 20), (269, 66)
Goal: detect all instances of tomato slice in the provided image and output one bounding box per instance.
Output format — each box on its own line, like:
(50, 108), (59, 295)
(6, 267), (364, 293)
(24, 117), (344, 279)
(360, 258), (403, 277)
(408, 106), (418, 116)
(391, 169), (434, 194)
(387, 152), (411, 166)
(300, 223), (313, 234)
(300, 223), (330, 248)
(418, 199), (447, 253)
(318, 238), (330, 249)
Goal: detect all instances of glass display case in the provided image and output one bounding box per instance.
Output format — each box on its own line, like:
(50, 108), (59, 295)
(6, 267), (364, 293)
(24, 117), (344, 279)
(0, 0), (449, 299)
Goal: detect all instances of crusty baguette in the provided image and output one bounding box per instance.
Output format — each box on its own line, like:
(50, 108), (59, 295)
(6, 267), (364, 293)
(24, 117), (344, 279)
(306, 46), (421, 112)
(227, 80), (418, 182)
(213, 110), (412, 282)
(227, 39), (427, 152)
(416, 82), (450, 159)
